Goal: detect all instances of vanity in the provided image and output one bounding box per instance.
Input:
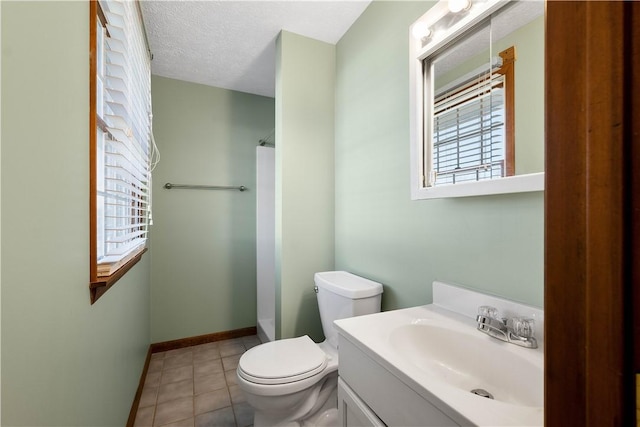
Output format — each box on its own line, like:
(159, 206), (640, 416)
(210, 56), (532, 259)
(334, 282), (544, 426)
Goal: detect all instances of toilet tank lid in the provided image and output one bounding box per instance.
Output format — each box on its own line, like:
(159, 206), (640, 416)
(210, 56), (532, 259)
(314, 271), (383, 299)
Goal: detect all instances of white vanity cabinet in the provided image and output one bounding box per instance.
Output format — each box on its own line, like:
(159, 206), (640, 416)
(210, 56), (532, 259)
(338, 378), (385, 427)
(337, 335), (461, 427)
(334, 283), (544, 427)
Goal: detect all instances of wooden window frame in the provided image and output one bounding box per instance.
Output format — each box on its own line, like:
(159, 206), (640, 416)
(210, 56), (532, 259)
(496, 46), (515, 177)
(89, 0), (147, 304)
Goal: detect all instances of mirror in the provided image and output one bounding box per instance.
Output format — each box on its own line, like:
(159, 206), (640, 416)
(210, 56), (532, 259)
(409, 0), (545, 199)
(430, 21), (496, 186)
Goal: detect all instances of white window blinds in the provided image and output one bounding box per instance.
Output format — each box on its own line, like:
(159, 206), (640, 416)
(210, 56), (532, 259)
(431, 70), (505, 186)
(96, 0), (151, 275)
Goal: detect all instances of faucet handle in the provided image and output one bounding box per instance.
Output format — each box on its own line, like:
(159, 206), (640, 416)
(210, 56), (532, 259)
(478, 305), (499, 319)
(509, 317), (535, 338)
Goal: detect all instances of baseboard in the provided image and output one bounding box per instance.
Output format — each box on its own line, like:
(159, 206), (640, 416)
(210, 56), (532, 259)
(126, 346), (152, 427)
(150, 326), (258, 354)
(127, 326), (257, 426)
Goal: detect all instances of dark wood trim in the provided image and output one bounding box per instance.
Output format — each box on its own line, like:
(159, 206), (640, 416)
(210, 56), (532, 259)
(96, 1), (109, 32)
(628, 3), (640, 419)
(630, 0), (640, 378)
(545, 1), (635, 425)
(150, 326), (258, 354)
(498, 46), (515, 177)
(89, 0), (98, 287)
(90, 247), (148, 304)
(126, 347), (152, 427)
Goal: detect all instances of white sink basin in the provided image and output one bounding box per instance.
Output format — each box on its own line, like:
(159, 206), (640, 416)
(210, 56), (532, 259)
(334, 304), (544, 426)
(389, 319), (543, 407)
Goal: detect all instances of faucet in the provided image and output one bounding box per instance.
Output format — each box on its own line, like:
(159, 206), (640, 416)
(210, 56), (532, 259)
(476, 306), (538, 349)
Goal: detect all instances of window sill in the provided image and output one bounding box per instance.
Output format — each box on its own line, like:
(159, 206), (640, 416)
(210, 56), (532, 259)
(410, 172), (545, 200)
(90, 247), (148, 304)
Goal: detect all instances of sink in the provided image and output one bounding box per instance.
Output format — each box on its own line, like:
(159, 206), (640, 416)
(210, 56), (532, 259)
(389, 319), (543, 408)
(334, 300), (544, 426)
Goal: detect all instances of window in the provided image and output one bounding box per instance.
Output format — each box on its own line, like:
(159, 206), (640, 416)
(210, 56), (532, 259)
(428, 46), (515, 186)
(90, 0), (156, 303)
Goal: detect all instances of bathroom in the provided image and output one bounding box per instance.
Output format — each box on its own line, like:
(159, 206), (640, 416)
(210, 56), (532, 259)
(1, 0), (636, 426)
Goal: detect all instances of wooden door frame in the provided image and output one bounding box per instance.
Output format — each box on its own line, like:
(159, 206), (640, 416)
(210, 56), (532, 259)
(545, 1), (638, 425)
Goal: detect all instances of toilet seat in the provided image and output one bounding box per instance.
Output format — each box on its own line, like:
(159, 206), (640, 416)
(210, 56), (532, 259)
(238, 335), (328, 385)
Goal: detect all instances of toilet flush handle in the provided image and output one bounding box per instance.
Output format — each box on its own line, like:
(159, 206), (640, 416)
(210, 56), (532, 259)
(314, 285), (319, 293)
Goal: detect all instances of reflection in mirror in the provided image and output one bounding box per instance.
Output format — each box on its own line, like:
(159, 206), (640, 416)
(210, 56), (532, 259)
(409, 0), (545, 198)
(490, 1), (544, 176)
(427, 1), (543, 187)
(429, 21), (501, 185)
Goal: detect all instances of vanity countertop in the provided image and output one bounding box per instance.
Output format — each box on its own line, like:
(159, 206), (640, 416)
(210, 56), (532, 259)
(335, 303), (544, 427)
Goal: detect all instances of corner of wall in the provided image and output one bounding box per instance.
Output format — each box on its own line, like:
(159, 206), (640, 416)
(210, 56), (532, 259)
(275, 31), (336, 341)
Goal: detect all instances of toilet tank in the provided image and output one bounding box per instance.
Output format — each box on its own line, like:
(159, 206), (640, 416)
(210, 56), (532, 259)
(314, 271), (383, 349)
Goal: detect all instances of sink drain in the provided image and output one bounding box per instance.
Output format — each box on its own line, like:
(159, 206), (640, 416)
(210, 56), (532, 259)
(470, 388), (494, 399)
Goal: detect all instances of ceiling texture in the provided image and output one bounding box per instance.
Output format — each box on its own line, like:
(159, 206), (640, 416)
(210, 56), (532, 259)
(140, 0), (372, 98)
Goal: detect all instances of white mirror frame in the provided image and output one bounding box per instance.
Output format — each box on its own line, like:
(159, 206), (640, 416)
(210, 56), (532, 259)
(409, 0), (544, 200)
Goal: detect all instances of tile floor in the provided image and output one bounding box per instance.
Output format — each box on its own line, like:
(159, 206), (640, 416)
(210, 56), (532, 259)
(133, 335), (262, 427)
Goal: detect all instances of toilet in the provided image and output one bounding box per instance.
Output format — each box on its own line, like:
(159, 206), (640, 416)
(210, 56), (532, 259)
(236, 271), (383, 427)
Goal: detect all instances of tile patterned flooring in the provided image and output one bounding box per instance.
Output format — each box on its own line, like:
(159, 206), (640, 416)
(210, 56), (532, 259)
(133, 335), (262, 427)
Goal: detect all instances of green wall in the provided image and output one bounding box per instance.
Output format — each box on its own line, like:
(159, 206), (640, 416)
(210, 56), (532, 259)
(334, 1), (544, 309)
(275, 32), (336, 341)
(1, 2), (151, 425)
(149, 76), (274, 342)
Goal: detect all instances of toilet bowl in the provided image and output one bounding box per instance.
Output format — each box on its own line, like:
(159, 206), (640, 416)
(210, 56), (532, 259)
(236, 271), (383, 427)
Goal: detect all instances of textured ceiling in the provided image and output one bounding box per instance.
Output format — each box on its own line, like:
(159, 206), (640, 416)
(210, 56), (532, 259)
(140, 1), (372, 98)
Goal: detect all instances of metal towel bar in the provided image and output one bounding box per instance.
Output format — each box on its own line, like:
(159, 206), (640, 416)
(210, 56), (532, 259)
(163, 183), (247, 192)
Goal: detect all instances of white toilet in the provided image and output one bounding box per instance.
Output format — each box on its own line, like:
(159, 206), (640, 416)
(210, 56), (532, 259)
(236, 271), (383, 427)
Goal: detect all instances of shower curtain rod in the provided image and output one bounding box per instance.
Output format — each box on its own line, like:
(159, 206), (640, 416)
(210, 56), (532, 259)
(164, 183), (247, 192)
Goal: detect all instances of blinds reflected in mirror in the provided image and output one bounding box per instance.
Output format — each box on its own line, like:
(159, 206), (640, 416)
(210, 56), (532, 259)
(429, 44), (515, 187)
(432, 71), (505, 186)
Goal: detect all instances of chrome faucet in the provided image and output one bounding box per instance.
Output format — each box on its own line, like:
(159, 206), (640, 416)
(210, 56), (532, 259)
(476, 306), (537, 349)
